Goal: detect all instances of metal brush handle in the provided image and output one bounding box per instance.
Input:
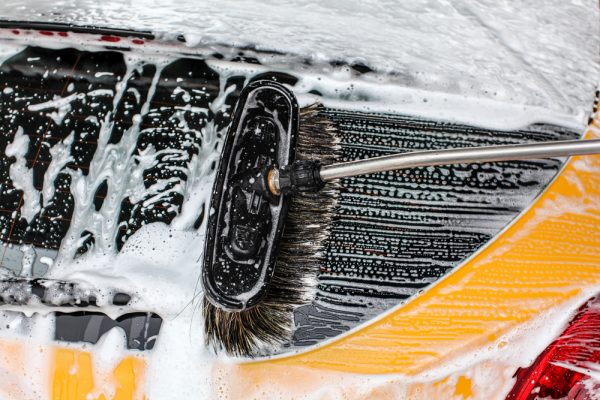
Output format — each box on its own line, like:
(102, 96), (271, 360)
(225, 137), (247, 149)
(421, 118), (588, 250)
(319, 138), (600, 182)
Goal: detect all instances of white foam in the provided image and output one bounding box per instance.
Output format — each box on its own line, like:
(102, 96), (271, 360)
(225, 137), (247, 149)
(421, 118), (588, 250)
(0, 0), (597, 130)
(5, 127), (40, 222)
(0, 4), (597, 397)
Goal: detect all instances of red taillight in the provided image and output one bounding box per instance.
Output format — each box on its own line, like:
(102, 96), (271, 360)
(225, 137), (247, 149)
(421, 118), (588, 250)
(507, 296), (600, 400)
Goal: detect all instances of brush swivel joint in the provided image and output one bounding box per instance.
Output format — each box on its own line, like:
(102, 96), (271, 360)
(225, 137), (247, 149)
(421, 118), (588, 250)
(269, 160), (325, 195)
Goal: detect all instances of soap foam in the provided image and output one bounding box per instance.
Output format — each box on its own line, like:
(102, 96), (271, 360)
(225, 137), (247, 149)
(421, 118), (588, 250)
(0, 4), (597, 397)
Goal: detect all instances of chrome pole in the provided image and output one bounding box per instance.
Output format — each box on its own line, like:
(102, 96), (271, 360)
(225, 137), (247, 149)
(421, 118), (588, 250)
(319, 138), (600, 182)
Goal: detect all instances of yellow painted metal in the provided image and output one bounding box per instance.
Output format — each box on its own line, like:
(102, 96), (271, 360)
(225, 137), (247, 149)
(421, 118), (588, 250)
(51, 348), (146, 400)
(52, 349), (97, 400)
(0, 340), (147, 400)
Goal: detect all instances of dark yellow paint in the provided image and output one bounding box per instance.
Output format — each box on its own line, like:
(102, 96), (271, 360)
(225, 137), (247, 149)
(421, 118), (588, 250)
(52, 349), (97, 400)
(454, 376), (473, 399)
(51, 348), (146, 400)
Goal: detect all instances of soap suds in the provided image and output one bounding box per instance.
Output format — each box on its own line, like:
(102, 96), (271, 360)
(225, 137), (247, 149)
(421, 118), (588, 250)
(0, 3), (596, 398)
(5, 127), (41, 223)
(0, 0), (597, 127)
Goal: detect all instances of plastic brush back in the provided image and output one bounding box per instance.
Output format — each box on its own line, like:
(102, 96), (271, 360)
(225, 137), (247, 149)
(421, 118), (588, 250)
(202, 80), (298, 311)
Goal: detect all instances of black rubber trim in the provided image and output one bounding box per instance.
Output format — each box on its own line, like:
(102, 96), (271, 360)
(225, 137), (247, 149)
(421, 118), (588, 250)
(55, 311), (162, 350)
(0, 19), (154, 39)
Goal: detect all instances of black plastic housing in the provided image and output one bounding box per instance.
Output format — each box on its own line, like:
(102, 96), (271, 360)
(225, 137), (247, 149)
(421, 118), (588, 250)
(278, 160), (325, 194)
(202, 80), (298, 311)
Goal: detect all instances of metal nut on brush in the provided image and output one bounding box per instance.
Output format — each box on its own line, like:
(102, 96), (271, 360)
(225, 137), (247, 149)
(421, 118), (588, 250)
(268, 160), (325, 196)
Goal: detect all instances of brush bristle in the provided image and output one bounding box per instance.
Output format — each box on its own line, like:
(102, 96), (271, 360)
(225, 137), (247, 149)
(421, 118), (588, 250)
(203, 104), (341, 356)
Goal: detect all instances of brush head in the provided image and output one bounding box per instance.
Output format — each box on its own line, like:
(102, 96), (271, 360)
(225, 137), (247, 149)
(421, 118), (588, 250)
(203, 102), (341, 356)
(202, 81), (298, 312)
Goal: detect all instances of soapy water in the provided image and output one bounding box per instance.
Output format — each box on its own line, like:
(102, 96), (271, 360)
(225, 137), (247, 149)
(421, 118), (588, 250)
(0, 44), (234, 315)
(0, 35), (583, 316)
(213, 287), (600, 399)
(0, 40), (224, 398)
(0, 0), (598, 126)
(2, 285), (600, 399)
(0, 2), (596, 398)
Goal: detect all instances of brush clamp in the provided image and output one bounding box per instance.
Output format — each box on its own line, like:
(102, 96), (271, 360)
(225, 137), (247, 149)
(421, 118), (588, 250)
(278, 160), (325, 194)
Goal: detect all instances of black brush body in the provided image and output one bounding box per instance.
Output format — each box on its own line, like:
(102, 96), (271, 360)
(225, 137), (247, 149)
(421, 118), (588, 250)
(202, 80), (340, 356)
(202, 80), (298, 311)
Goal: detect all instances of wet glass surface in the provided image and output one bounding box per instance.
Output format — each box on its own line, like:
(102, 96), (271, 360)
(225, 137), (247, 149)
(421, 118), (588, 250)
(0, 43), (578, 349)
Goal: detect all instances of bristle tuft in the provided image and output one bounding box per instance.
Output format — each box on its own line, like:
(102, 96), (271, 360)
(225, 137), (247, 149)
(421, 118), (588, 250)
(203, 103), (341, 356)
